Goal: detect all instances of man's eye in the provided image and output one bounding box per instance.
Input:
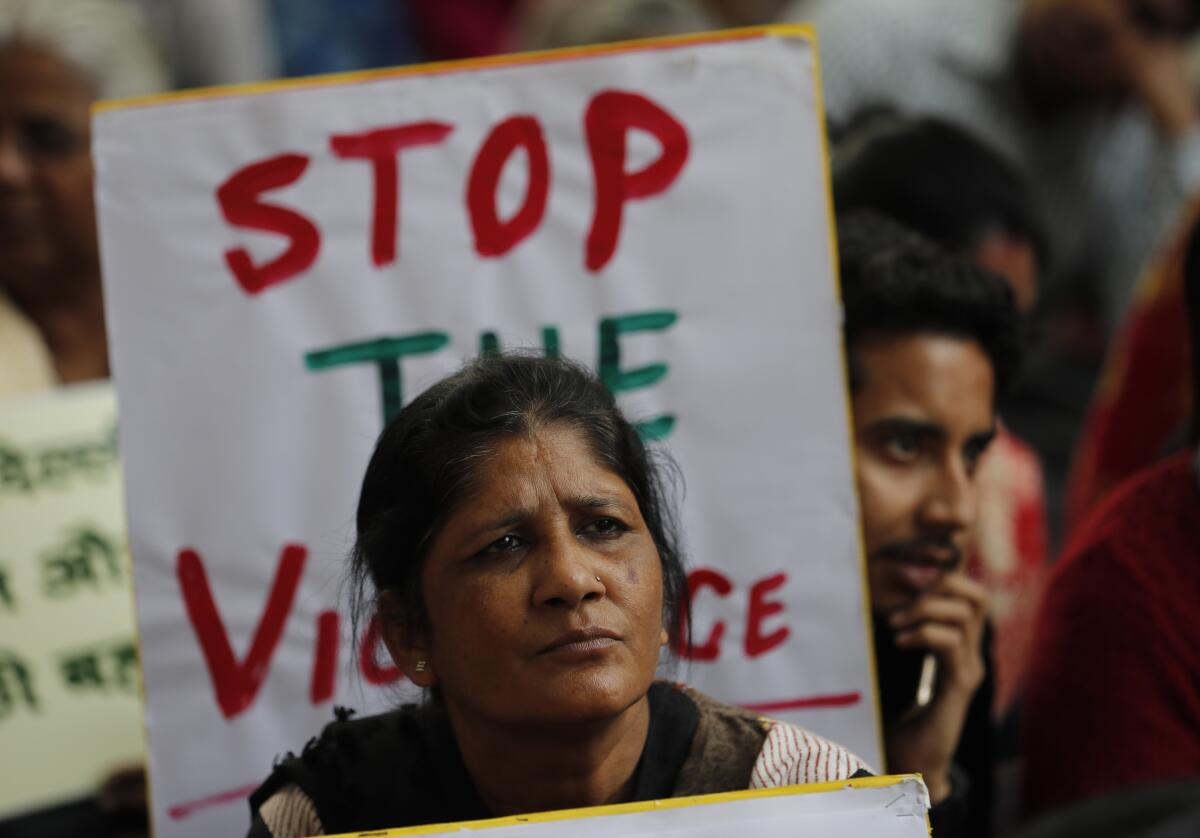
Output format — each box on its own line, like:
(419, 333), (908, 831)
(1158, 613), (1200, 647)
(963, 441), (989, 474)
(883, 433), (921, 461)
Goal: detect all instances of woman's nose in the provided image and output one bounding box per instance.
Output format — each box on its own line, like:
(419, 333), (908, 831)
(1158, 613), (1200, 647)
(531, 533), (605, 607)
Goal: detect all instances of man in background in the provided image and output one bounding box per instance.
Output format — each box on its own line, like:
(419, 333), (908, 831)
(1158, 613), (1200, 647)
(833, 115), (1050, 720)
(838, 213), (1023, 835)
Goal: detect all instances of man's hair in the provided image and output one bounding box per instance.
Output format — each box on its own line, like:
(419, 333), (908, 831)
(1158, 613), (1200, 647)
(834, 113), (1047, 267)
(838, 211), (1022, 396)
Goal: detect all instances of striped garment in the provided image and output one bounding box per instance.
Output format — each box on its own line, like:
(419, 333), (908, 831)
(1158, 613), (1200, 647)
(749, 719), (867, 789)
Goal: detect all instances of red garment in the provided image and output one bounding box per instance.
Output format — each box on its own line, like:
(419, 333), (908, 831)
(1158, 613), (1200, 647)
(1065, 205), (1196, 534)
(1021, 450), (1200, 817)
(407, 0), (523, 59)
(967, 427), (1049, 716)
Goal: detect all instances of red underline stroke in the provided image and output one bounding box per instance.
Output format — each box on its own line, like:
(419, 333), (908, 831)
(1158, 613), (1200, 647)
(741, 691), (862, 713)
(167, 782), (259, 821)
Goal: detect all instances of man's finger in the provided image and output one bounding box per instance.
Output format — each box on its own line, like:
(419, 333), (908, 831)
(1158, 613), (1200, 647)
(895, 623), (983, 691)
(932, 573), (989, 612)
(889, 596), (978, 632)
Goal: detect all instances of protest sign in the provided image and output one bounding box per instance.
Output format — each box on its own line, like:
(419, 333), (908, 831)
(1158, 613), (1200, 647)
(334, 775), (931, 837)
(0, 383), (145, 818)
(94, 26), (879, 838)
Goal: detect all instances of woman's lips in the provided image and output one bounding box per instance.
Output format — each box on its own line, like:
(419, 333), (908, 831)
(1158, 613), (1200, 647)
(538, 627), (621, 656)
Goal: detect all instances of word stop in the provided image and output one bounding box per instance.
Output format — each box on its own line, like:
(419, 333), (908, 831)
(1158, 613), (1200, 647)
(216, 89), (690, 295)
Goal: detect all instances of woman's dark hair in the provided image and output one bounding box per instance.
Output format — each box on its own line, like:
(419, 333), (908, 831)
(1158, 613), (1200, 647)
(837, 211), (1023, 397)
(350, 352), (688, 659)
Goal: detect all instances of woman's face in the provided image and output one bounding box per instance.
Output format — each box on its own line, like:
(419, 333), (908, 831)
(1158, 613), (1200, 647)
(405, 424), (667, 727)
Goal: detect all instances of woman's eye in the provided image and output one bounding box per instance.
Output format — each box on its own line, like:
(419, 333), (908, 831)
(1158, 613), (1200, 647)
(582, 518), (626, 538)
(482, 534), (524, 554)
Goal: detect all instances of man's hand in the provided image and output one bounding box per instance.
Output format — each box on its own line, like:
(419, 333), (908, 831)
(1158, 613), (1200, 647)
(883, 573), (987, 804)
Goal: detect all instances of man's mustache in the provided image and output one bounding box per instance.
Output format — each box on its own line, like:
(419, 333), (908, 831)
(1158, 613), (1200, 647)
(871, 537), (963, 570)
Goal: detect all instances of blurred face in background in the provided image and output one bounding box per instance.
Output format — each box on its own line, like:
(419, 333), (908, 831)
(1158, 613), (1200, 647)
(851, 333), (997, 614)
(972, 230), (1040, 314)
(0, 42), (97, 301)
(1020, 0), (1197, 100)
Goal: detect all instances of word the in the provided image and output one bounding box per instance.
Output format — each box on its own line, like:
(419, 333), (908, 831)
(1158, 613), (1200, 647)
(216, 89), (690, 295)
(681, 568), (792, 661)
(306, 309), (678, 437)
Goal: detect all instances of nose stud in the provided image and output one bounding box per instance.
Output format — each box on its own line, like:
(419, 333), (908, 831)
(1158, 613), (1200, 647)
(595, 575), (601, 582)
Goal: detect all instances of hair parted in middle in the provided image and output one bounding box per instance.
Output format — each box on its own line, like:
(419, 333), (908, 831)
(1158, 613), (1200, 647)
(349, 352), (689, 663)
(837, 210), (1022, 397)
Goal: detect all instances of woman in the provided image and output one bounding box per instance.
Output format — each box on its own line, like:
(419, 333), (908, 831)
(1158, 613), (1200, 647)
(248, 354), (868, 837)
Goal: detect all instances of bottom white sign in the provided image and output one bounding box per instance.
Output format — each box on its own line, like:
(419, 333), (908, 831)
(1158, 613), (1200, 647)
(344, 776), (930, 838)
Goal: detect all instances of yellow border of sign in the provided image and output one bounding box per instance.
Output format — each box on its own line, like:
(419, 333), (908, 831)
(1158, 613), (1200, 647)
(324, 774), (929, 837)
(805, 30), (889, 769)
(93, 24), (813, 114)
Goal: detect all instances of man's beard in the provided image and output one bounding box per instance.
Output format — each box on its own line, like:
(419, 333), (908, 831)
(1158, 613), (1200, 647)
(870, 535), (963, 572)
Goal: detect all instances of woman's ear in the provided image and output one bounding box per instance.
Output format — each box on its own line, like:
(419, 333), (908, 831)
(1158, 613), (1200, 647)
(377, 591), (438, 688)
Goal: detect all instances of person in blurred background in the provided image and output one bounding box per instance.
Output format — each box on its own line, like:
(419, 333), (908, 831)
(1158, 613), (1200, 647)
(1065, 199), (1198, 533)
(787, 0), (1200, 550)
(515, 0), (714, 51)
(0, 0), (165, 399)
(791, 0), (1200, 331)
(1021, 217), (1200, 818)
(834, 115), (1050, 725)
(838, 212), (1024, 836)
(0, 3), (163, 835)
(834, 113), (1046, 314)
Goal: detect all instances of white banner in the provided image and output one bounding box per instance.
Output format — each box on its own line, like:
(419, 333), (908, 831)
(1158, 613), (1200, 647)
(367, 776), (930, 837)
(94, 27), (878, 838)
(0, 383), (144, 818)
